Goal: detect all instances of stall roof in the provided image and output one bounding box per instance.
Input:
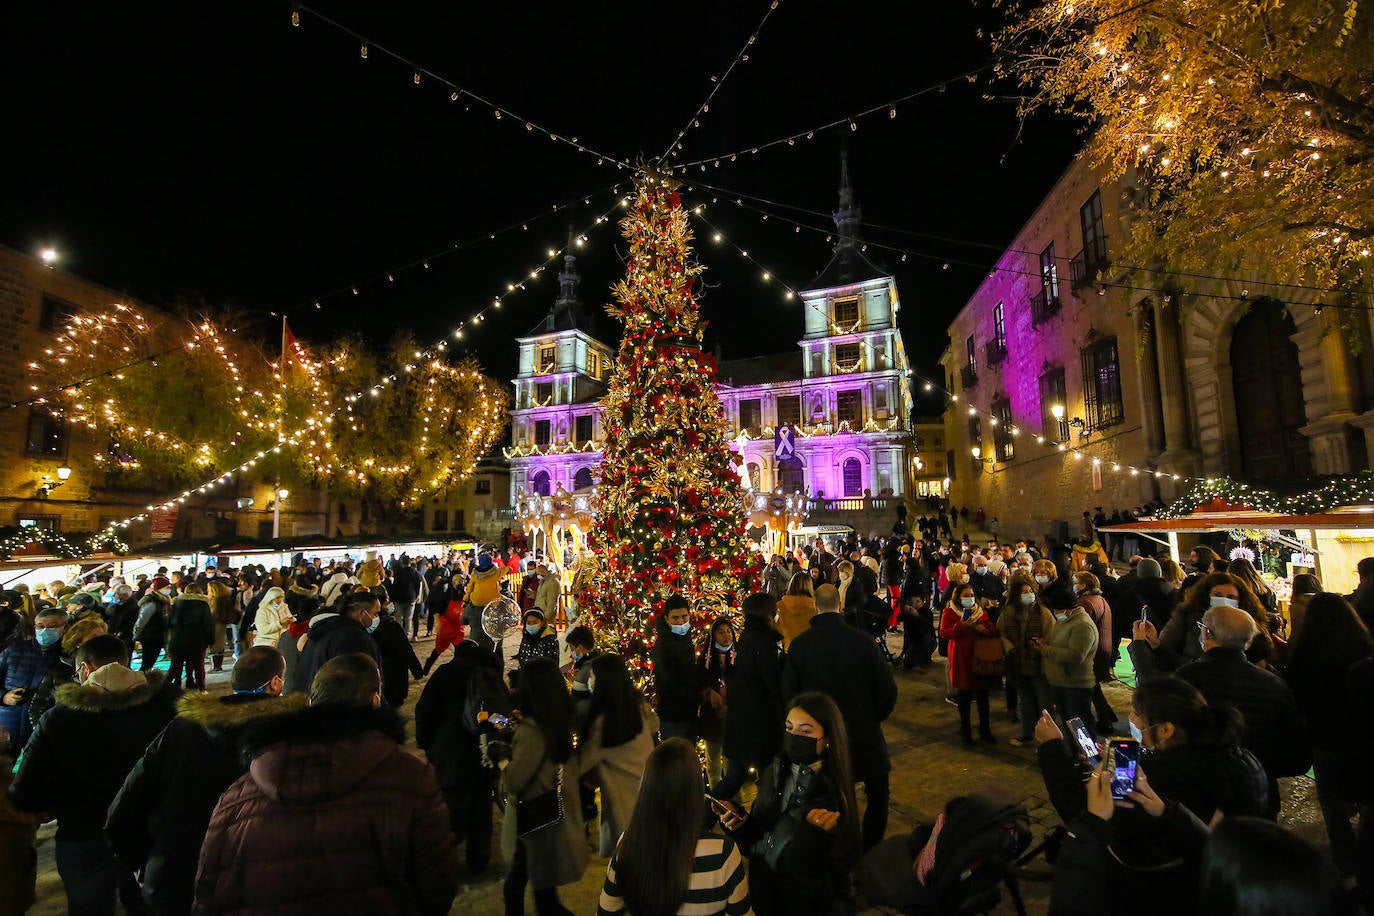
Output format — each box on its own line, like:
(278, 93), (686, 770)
(1102, 498), (1374, 534)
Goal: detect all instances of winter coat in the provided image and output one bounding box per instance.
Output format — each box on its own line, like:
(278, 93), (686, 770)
(356, 557), (385, 588)
(775, 595), (816, 650)
(1130, 577), (1178, 632)
(651, 617), (704, 726)
(194, 704), (459, 915)
(515, 624), (559, 669)
(0, 752), (38, 914)
(1076, 592), (1114, 656)
(500, 717), (588, 891)
(318, 573), (352, 607)
(295, 614), (380, 694)
(279, 623), (309, 696)
(722, 616), (784, 770)
(728, 754), (858, 913)
(1171, 647), (1311, 788)
(697, 620), (737, 744)
(466, 565), (504, 609)
(534, 575), (561, 616)
(168, 595), (216, 656)
(1040, 608), (1098, 689)
(389, 567), (422, 604)
(1287, 651), (1374, 754)
(999, 599), (1056, 677)
(251, 588), (291, 648)
(569, 702), (658, 857)
(765, 563), (791, 599)
(783, 613), (898, 781)
(0, 638), (65, 749)
(9, 666), (179, 841)
(133, 593), (170, 644)
(25, 655), (75, 732)
(414, 641), (500, 790)
(107, 691), (308, 916)
(939, 605), (1000, 691)
(109, 598), (141, 644)
(971, 569), (1005, 606)
(372, 617), (422, 708)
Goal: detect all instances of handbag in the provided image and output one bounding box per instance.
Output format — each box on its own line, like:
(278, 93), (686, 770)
(515, 764), (564, 838)
(971, 633), (1006, 677)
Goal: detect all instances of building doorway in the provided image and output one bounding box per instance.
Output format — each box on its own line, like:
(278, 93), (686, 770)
(1230, 299), (1312, 479)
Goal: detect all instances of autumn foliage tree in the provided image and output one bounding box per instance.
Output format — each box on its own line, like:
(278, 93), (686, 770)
(992, 0), (1373, 309)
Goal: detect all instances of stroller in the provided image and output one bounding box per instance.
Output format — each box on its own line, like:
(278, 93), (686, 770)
(857, 791), (1032, 915)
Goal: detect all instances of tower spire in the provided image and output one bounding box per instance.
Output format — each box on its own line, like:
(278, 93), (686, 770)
(833, 147), (862, 257)
(557, 226), (580, 309)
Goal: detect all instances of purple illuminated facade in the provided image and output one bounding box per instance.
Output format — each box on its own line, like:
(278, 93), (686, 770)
(507, 157), (915, 505)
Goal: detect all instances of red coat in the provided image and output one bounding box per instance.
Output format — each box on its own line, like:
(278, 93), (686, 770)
(939, 605), (999, 691)
(438, 601), (466, 644)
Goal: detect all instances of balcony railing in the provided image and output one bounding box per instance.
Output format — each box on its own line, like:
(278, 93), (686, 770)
(960, 364), (978, 389)
(985, 338), (1007, 368)
(1070, 242), (1111, 289)
(1030, 288), (1061, 326)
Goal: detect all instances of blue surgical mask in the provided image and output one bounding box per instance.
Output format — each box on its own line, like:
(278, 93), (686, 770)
(975, 567), (988, 575)
(367, 616), (380, 633)
(571, 649), (584, 662)
(1054, 612), (1069, 623)
(526, 624), (541, 636)
(35, 628), (62, 647)
(1129, 720), (1145, 744)
(1034, 575), (1050, 586)
(714, 641), (733, 652)
(1209, 595), (1239, 608)
(959, 596), (976, 608)
(671, 622), (691, 636)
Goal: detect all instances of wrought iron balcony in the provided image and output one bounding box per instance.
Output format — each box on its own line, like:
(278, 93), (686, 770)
(1030, 288), (1061, 326)
(1070, 241), (1111, 290)
(985, 338), (1007, 368)
(959, 364), (978, 389)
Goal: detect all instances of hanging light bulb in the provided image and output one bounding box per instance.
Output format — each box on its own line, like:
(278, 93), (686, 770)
(360, 41), (368, 59)
(413, 71), (422, 85)
(290, 8), (300, 26)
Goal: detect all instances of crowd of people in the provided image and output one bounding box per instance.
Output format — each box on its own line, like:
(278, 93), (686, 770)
(0, 524), (1366, 915)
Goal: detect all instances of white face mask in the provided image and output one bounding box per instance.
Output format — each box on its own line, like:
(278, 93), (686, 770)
(1209, 595), (1239, 608)
(1054, 612), (1069, 623)
(1034, 575), (1050, 586)
(1019, 593), (1036, 606)
(959, 596), (976, 608)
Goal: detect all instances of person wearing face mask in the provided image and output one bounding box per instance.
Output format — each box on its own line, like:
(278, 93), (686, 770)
(939, 584), (1002, 745)
(132, 581), (172, 674)
(651, 596), (705, 743)
(515, 609), (560, 671)
(10, 634), (180, 915)
(1033, 588), (1099, 734)
(371, 596), (424, 708)
(1130, 572), (1275, 673)
(938, 562), (970, 610)
(295, 591), (383, 694)
(0, 607), (69, 754)
(716, 692), (861, 916)
(563, 626), (600, 712)
(1073, 572), (1120, 735)
(194, 653), (460, 914)
(969, 556), (1005, 610)
(25, 615), (107, 735)
(1000, 574), (1057, 747)
(697, 617), (738, 787)
(1146, 604), (1309, 819)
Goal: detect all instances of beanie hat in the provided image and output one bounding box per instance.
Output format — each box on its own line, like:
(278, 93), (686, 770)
(1137, 558), (1163, 580)
(476, 553), (494, 571)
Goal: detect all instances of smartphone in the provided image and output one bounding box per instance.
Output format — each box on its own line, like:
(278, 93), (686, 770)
(705, 795), (730, 817)
(486, 714), (512, 728)
(1109, 738), (1140, 800)
(1066, 717), (1100, 768)
(1139, 605), (1150, 624)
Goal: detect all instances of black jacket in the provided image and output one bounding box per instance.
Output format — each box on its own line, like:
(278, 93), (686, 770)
(106, 691), (308, 915)
(514, 624), (559, 669)
(372, 618), (423, 708)
(651, 618), (703, 725)
(390, 567), (422, 604)
(109, 598), (141, 643)
(9, 669), (179, 841)
(782, 613), (897, 780)
(414, 641), (501, 789)
(1286, 651), (1374, 754)
(1172, 647), (1309, 816)
(1129, 578), (1178, 632)
(722, 616), (783, 768)
(296, 614), (381, 694)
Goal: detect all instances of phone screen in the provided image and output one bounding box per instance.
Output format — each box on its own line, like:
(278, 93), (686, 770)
(1139, 605), (1149, 623)
(1066, 717), (1100, 767)
(1109, 739), (1140, 800)
(705, 795), (729, 816)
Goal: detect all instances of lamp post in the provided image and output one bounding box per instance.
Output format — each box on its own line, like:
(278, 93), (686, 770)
(1050, 403), (1069, 442)
(272, 487), (289, 539)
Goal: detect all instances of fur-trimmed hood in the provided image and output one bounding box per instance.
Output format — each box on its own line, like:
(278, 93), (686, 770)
(237, 704), (409, 804)
(288, 582), (320, 599)
(176, 690), (308, 733)
(54, 669), (173, 714)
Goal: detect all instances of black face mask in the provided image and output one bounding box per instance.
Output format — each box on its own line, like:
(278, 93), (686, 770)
(783, 731), (822, 765)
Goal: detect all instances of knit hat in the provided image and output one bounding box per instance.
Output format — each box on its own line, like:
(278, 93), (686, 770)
(1137, 558), (1163, 580)
(151, 576), (171, 591)
(476, 553), (494, 571)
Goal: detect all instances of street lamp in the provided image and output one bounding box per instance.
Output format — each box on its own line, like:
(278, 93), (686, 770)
(1050, 403), (1069, 442)
(272, 487), (289, 539)
(37, 466), (73, 498)
(39, 248), (59, 268)
(970, 446), (994, 469)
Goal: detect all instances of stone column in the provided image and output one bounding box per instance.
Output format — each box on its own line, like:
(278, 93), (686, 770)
(1154, 297), (1199, 476)
(1131, 301), (1166, 456)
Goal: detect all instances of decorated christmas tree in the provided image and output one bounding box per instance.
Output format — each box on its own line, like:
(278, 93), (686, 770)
(582, 171), (759, 679)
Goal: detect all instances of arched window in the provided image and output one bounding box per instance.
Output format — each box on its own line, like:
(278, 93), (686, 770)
(842, 458), (863, 497)
(573, 466), (594, 492)
(529, 470), (551, 497)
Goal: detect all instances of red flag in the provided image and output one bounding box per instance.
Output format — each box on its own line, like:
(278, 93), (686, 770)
(282, 318), (303, 372)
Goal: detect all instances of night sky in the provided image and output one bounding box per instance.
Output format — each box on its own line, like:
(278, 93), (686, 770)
(3, 1), (1078, 394)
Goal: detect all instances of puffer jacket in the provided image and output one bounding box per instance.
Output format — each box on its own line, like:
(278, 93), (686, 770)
(465, 565), (504, 608)
(775, 595), (816, 650)
(107, 691), (309, 916)
(0, 638), (64, 749)
(515, 623), (559, 669)
(1040, 608), (1098, 689)
(193, 704), (459, 915)
(9, 665), (179, 841)
(167, 595), (216, 656)
(650, 617), (703, 725)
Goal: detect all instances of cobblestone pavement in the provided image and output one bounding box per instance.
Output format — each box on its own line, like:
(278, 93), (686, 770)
(28, 631), (1326, 914)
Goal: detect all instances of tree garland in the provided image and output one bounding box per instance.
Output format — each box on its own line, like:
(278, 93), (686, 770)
(0, 528), (132, 562)
(1155, 472), (1374, 519)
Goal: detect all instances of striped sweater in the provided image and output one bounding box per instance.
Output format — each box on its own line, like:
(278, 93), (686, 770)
(598, 830), (752, 915)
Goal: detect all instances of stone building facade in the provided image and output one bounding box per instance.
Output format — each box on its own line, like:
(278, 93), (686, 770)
(508, 158), (918, 509)
(940, 154), (1374, 537)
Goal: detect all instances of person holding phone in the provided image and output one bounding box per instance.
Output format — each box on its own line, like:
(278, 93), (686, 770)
(0, 607), (68, 753)
(940, 584), (1001, 745)
(596, 738), (751, 916)
(715, 693), (860, 915)
(1035, 589), (1099, 733)
(999, 574), (1057, 747)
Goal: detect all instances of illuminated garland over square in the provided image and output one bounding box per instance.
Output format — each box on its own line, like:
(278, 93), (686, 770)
(1155, 472), (1374, 519)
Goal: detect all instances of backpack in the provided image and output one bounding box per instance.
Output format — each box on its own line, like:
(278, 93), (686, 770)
(462, 664), (515, 734)
(918, 792), (1031, 916)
